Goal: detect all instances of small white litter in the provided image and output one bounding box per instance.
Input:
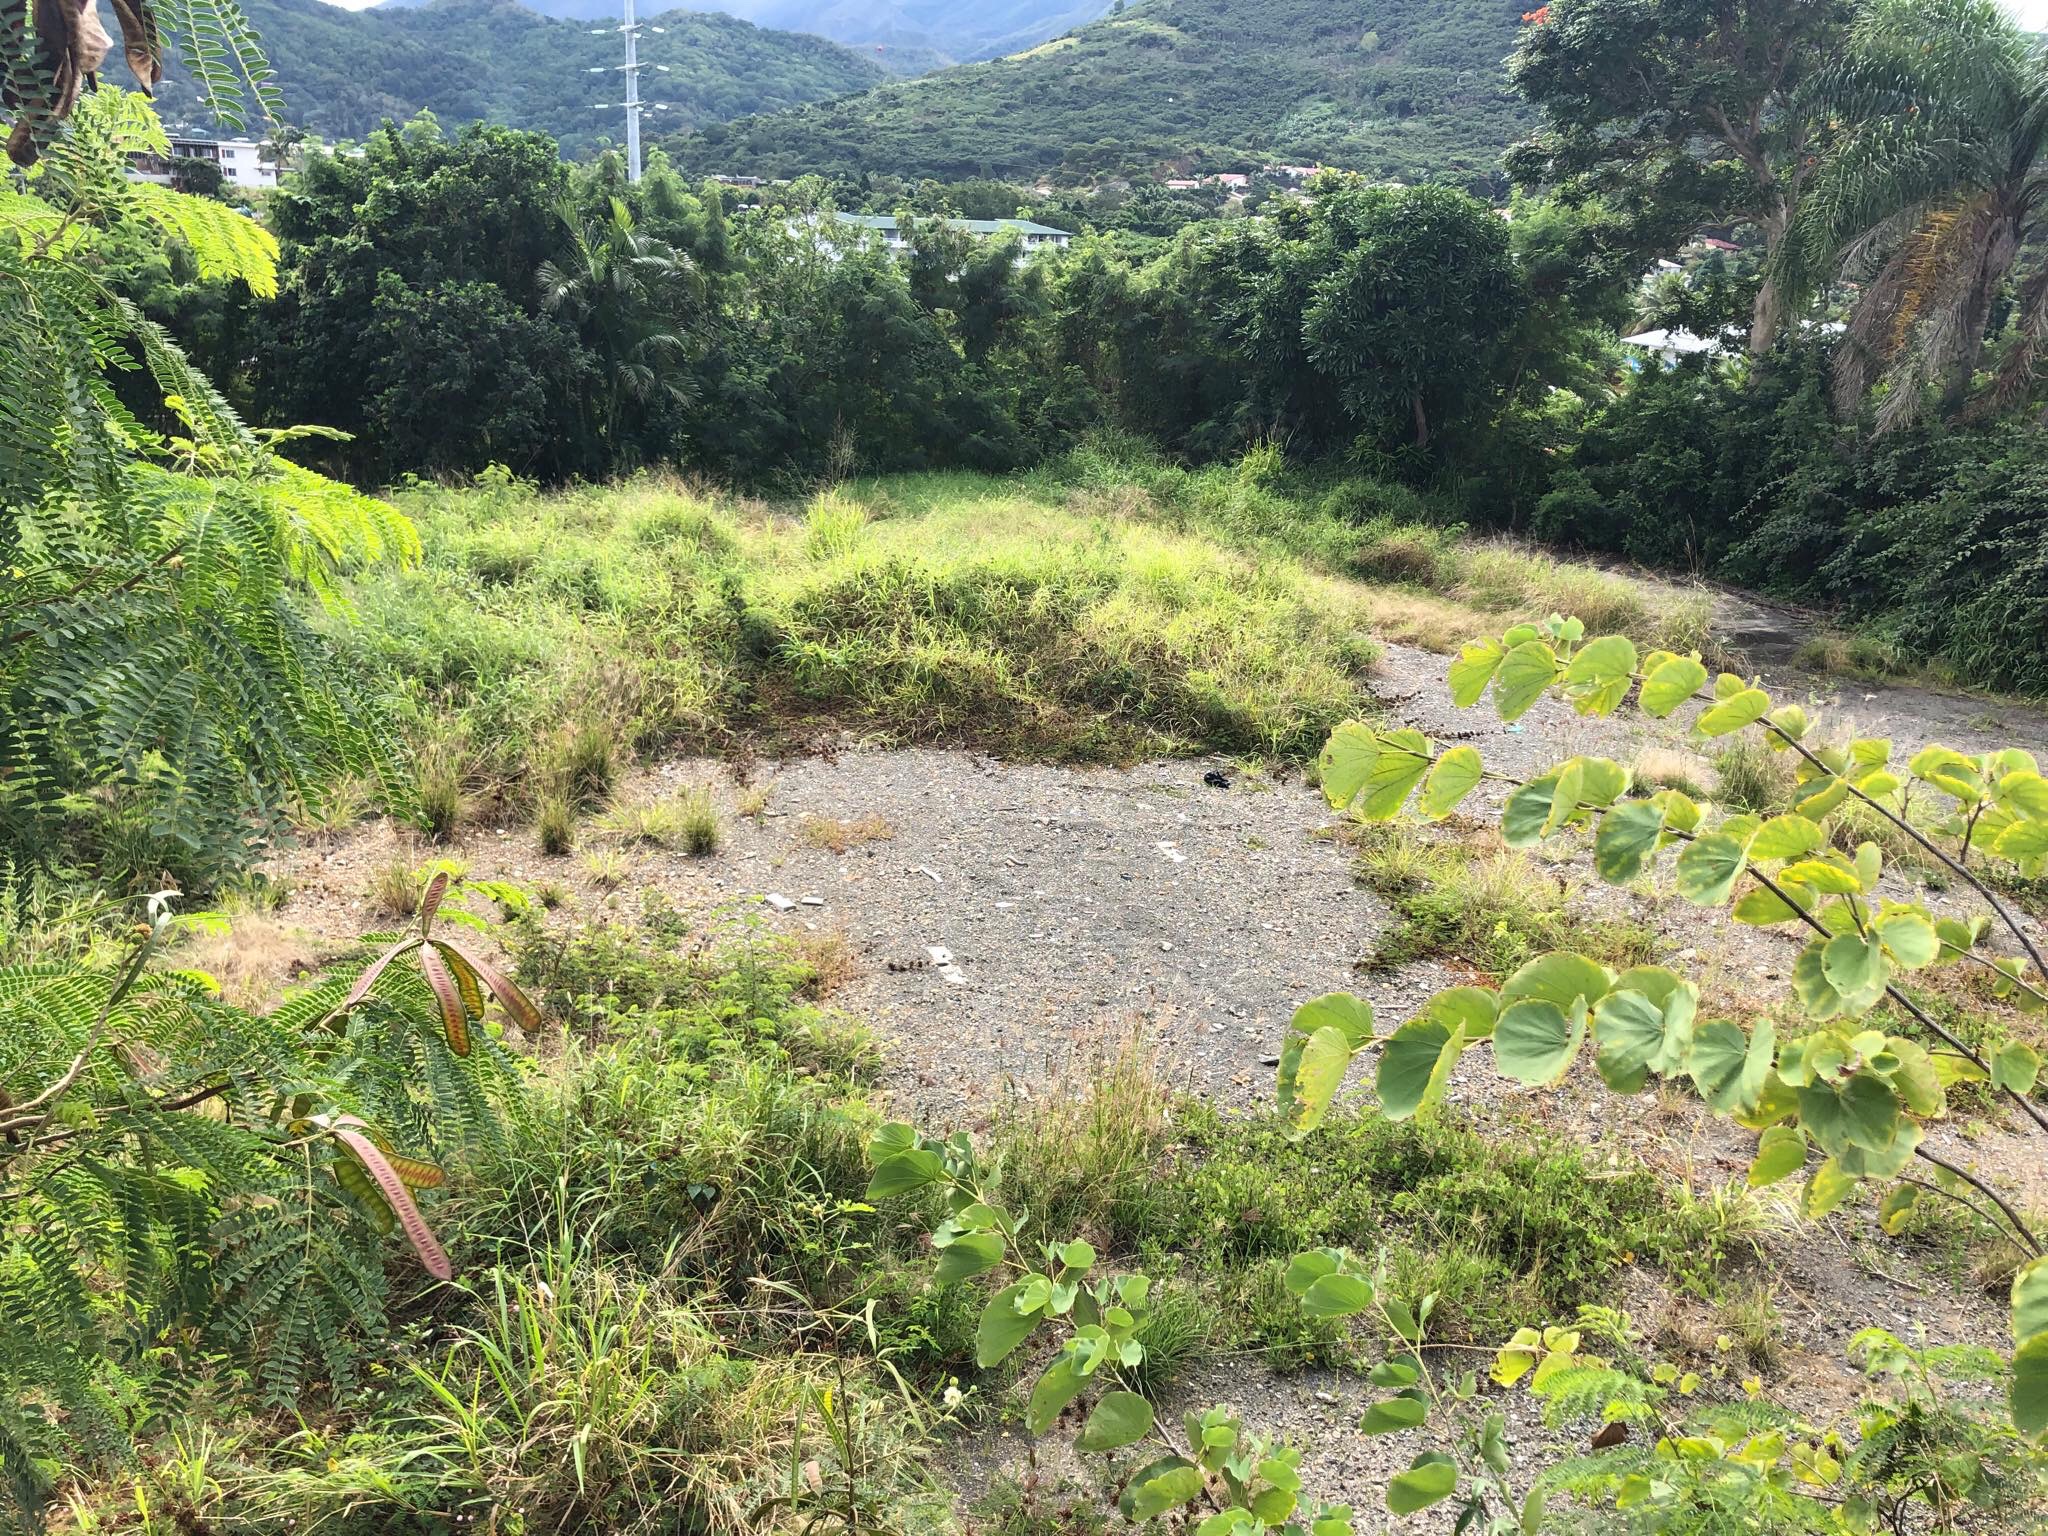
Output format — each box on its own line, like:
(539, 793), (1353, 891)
(763, 893), (797, 912)
(912, 864), (945, 885)
(925, 944), (969, 986)
(1154, 840), (1187, 864)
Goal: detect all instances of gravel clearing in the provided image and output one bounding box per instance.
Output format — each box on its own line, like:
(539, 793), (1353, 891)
(255, 617), (2048, 1530)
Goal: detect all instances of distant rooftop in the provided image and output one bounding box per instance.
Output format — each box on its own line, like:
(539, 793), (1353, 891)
(830, 213), (1073, 237)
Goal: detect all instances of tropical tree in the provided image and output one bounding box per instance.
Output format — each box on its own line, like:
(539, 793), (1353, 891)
(1508, 0), (1853, 354)
(1779, 0), (2048, 424)
(538, 194), (698, 461)
(3, 88), (415, 886)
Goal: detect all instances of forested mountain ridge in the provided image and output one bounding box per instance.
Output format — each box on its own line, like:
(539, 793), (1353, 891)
(135, 0), (887, 154)
(666, 0), (1533, 185)
(373, 0), (1113, 65)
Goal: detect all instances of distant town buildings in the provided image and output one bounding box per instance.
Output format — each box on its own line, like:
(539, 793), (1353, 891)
(132, 136), (279, 191)
(818, 212), (1074, 256)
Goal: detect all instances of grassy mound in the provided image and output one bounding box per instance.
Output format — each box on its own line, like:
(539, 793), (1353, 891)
(342, 446), (1703, 834)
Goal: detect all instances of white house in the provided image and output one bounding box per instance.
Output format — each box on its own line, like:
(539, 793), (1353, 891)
(820, 213), (1075, 257)
(1617, 326), (1736, 366)
(132, 136), (280, 190)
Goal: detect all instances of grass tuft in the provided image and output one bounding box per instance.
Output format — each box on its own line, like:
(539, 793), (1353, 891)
(797, 812), (895, 853)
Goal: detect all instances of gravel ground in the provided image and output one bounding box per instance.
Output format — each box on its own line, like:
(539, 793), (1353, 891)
(252, 622), (2048, 1531)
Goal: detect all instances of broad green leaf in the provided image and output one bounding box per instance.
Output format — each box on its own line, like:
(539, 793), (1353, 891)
(1997, 820), (2048, 861)
(1640, 655), (1707, 718)
(867, 1148), (945, 1199)
(1078, 1391), (1154, 1451)
(1561, 635), (1638, 716)
(1494, 998), (1585, 1086)
(1284, 1025), (1357, 1136)
(1448, 639), (1505, 708)
(1749, 815), (1825, 862)
(1302, 1272), (1375, 1319)
(1376, 1019), (1465, 1121)
(1318, 722), (1378, 810)
(1999, 771), (2048, 821)
(1768, 704), (1810, 741)
(976, 1282), (1041, 1367)
(2013, 1256), (2048, 1345)
(1734, 1072), (1801, 1130)
(1732, 885), (1801, 925)
(1747, 1125), (1807, 1188)
(1881, 1038), (1945, 1117)
(1359, 1395), (1428, 1434)
(1687, 1018), (1774, 1115)
(1543, 758), (1586, 837)
(1357, 728), (1433, 820)
(1502, 773), (1562, 848)
(1501, 951), (1611, 1013)
(1995, 1042), (2042, 1095)
(1821, 933), (1888, 998)
(1292, 993), (1376, 1049)
(1418, 745), (1484, 819)
(1591, 987), (1686, 1093)
(1875, 912), (1938, 969)
(1283, 1249), (1340, 1297)
(1122, 1458), (1203, 1520)
(1802, 937), (1867, 1024)
(1386, 1454), (1458, 1515)
(1780, 858), (1862, 896)
(1879, 1183), (1919, 1234)
(1675, 833), (1747, 905)
(1695, 687), (1771, 737)
(1494, 641), (1560, 722)
(1908, 745), (1984, 803)
(1801, 1158), (1857, 1219)
(934, 1231), (1005, 1285)
(1799, 1073), (1902, 1158)
(1026, 1355), (1086, 1434)
(2011, 1331), (2048, 1440)
(1594, 798), (1664, 883)
(1371, 1357), (1421, 1387)
(1419, 986), (1500, 1042)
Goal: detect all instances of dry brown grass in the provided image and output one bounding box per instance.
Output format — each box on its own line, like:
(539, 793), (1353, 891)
(793, 930), (858, 998)
(1632, 746), (1715, 801)
(796, 812), (896, 853)
(178, 908), (320, 1009)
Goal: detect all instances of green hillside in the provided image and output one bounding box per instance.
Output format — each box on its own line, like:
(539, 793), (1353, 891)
(139, 0), (887, 156)
(665, 0), (1534, 185)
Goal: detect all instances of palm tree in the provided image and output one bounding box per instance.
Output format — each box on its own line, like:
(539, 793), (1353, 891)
(1778, 0), (2048, 425)
(538, 196), (698, 458)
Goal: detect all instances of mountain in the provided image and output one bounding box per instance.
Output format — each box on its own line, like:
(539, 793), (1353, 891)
(369, 0), (1114, 66)
(665, 0), (1534, 187)
(140, 0), (888, 155)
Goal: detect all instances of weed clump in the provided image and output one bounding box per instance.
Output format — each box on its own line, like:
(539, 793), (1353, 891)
(1349, 822), (1658, 976)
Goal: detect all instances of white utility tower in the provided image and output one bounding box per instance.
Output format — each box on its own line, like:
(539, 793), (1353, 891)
(590, 0), (671, 182)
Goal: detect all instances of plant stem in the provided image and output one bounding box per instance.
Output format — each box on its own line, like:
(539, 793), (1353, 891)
(1912, 1145), (2042, 1256)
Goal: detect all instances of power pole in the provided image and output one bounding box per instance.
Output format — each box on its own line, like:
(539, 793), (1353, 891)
(590, 0), (671, 183)
(622, 0), (641, 182)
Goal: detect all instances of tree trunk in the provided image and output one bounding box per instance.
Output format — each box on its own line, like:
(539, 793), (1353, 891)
(1941, 221), (2019, 417)
(1748, 203), (1792, 357)
(1411, 394), (1429, 449)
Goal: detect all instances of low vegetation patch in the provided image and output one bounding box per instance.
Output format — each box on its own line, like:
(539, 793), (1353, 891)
(1346, 821), (1659, 977)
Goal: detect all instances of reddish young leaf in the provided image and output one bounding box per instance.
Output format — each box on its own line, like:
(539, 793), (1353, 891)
(1588, 1421), (1630, 1450)
(330, 1118), (452, 1280)
(419, 943), (470, 1057)
(440, 939), (540, 1034)
(417, 871), (451, 933)
(437, 943), (487, 1022)
(340, 937), (420, 1014)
